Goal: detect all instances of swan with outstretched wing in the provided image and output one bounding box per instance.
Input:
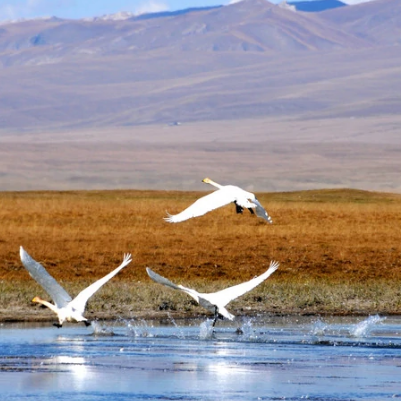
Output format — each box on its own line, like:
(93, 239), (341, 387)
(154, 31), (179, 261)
(146, 260), (279, 326)
(20, 246), (132, 327)
(164, 177), (273, 224)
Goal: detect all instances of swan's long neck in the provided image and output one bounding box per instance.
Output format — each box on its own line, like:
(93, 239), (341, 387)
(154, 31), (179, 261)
(202, 178), (223, 189)
(32, 297), (59, 315)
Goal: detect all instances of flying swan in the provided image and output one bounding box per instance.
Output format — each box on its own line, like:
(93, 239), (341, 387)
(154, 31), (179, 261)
(146, 260), (279, 326)
(20, 246), (132, 328)
(164, 177), (273, 223)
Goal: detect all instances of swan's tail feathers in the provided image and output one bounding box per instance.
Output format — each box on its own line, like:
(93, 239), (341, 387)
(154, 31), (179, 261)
(218, 306), (235, 321)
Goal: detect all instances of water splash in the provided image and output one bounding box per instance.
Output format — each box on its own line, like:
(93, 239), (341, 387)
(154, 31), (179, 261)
(90, 320), (115, 336)
(125, 318), (153, 338)
(310, 319), (328, 337)
(199, 319), (215, 340)
(167, 313), (186, 339)
(236, 318), (257, 340)
(349, 315), (385, 338)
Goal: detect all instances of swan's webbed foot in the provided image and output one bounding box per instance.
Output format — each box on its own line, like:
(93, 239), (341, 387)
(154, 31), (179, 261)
(83, 320), (91, 327)
(53, 323), (62, 328)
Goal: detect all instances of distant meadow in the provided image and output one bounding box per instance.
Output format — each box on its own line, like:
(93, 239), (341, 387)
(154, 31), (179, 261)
(1, 188), (401, 322)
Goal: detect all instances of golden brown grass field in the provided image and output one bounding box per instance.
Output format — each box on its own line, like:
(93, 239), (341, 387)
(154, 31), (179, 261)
(1, 188), (401, 323)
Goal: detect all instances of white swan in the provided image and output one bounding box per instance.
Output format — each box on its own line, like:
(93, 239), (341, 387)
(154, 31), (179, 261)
(20, 246), (132, 328)
(146, 260), (279, 326)
(164, 177), (273, 223)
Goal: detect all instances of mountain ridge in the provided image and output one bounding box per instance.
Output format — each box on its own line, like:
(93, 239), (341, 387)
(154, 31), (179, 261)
(0, 0), (399, 132)
(0, 0), (378, 66)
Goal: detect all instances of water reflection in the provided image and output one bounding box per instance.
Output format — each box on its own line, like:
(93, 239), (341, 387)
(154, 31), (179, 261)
(21, 356), (91, 393)
(54, 356), (89, 390)
(1, 315), (401, 400)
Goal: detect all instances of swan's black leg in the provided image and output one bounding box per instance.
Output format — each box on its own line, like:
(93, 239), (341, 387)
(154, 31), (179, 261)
(248, 208), (254, 214)
(84, 320), (91, 327)
(212, 307), (219, 327)
(53, 323), (62, 328)
(234, 201), (244, 214)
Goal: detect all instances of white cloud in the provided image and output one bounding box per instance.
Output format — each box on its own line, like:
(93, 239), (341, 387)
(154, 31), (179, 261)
(134, 1), (168, 16)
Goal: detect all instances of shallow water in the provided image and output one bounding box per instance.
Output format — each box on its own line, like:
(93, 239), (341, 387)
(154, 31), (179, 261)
(1, 315), (401, 400)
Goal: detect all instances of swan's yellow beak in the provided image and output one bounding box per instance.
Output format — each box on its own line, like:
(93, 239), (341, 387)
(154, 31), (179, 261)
(32, 296), (41, 303)
(202, 177), (211, 183)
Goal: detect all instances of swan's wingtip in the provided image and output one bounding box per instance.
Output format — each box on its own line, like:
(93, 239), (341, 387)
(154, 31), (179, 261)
(146, 267), (157, 279)
(19, 246), (28, 259)
(260, 210), (273, 224)
(123, 253), (132, 264)
(163, 212), (176, 223)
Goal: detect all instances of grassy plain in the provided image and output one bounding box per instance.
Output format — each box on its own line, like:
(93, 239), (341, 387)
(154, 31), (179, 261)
(1, 188), (401, 323)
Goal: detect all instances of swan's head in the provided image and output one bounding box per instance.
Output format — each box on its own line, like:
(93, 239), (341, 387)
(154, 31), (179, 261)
(202, 177), (222, 189)
(31, 296), (59, 315)
(32, 296), (44, 304)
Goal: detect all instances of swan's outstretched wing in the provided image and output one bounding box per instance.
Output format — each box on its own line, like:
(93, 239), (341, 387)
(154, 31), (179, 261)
(253, 198), (273, 224)
(19, 246), (72, 308)
(210, 261), (279, 306)
(146, 267), (200, 303)
(146, 267), (183, 290)
(70, 253), (132, 313)
(164, 189), (235, 223)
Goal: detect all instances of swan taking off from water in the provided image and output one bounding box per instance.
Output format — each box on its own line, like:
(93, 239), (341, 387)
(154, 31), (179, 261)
(164, 177), (273, 223)
(146, 260), (279, 326)
(19, 246), (132, 328)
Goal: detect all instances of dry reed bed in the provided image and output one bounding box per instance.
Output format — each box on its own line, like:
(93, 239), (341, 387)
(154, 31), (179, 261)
(0, 188), (401, 321)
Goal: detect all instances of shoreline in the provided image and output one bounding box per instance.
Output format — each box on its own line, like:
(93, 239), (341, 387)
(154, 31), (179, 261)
(2, 308), (399, 324)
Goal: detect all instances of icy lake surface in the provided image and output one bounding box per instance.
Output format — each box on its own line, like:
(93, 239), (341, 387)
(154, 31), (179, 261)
(1, 314), (400, 400)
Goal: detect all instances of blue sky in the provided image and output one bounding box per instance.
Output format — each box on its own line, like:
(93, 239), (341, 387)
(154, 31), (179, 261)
(0, 0), (371, 21)
(0, 0), (268, 20)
